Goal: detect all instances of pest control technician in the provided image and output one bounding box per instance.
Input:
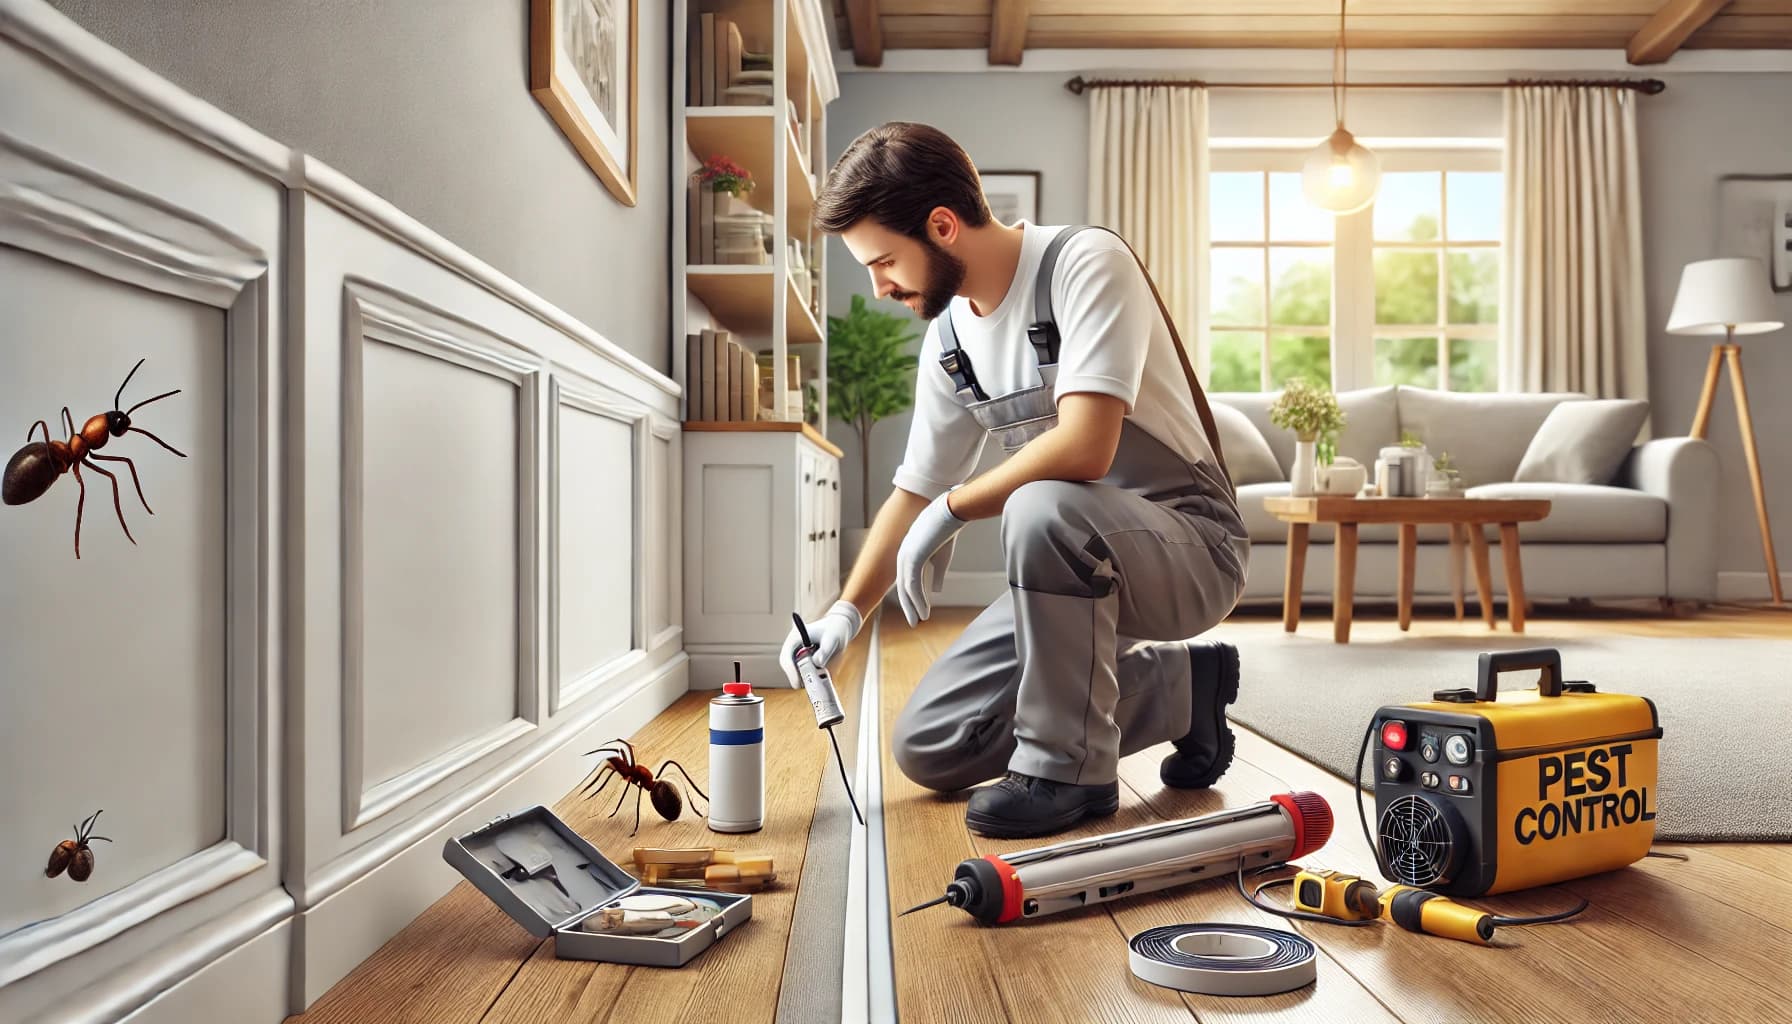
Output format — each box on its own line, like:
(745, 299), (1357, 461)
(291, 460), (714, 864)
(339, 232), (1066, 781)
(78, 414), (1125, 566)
(780, 122), (1249, 839)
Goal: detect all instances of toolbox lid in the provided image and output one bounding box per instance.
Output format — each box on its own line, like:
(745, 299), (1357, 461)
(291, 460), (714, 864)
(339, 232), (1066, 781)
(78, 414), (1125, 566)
(443, 805), (640, 938)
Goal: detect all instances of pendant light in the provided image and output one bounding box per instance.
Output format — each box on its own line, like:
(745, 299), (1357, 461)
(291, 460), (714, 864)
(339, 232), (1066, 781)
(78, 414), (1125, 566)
(1302, 0), (1380, 214)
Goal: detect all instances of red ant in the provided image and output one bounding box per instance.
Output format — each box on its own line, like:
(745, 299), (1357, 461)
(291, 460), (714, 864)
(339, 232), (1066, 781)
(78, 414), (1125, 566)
(576, 738), (709, 837)
(2, 358), (186, 558)
(46, 810), (112, 883)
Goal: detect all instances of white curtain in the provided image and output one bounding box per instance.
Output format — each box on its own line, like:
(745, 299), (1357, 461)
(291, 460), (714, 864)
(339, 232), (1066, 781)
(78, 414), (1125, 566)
(1087, 84), (1210, 373)
(1501, 85), (1649, 403)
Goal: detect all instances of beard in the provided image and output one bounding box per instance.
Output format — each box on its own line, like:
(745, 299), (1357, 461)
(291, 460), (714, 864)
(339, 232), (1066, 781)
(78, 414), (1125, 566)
(891, 237), (966, 320)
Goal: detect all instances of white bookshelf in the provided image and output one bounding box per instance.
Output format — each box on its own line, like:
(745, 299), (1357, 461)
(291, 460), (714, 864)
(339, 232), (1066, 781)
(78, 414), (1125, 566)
(675, 0), (843, 690)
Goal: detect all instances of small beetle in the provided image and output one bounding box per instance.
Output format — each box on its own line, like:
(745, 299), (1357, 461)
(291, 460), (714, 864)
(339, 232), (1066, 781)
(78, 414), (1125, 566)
(46, 810), (112, 883)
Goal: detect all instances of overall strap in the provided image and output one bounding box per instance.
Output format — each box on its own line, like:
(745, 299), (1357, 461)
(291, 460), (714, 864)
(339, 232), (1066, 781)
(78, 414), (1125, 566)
(1034, 225), (1233, 494)
(934, 305), (990, 402)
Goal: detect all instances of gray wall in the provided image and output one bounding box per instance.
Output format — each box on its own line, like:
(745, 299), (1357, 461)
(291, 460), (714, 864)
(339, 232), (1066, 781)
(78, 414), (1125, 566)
(827, 69), (1792, 589)
(50, 0), (673, 373)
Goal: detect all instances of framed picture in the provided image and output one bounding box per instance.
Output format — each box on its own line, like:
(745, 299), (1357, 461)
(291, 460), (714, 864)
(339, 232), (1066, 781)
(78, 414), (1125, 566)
(980, 170), (1042, 226)
(531, 0), (639, 206)
(1717, 174), (1792, 294)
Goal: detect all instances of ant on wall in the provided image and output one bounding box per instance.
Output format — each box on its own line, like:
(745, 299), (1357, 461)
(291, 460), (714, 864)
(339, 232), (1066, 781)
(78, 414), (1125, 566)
(2, 358), (186, 558)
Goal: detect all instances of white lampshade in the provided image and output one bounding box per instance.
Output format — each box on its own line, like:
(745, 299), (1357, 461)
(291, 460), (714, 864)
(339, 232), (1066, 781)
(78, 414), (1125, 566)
(1301, 127), (1381, 215)
(1665, 257), (1785, 336)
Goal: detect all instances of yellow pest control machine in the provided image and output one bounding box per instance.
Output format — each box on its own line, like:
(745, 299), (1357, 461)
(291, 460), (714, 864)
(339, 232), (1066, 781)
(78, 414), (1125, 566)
(1363, 649), (1662, 897)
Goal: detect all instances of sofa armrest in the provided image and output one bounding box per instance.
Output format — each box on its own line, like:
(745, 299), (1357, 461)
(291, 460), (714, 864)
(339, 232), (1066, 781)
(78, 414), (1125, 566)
(1614, 437), (1719, 601)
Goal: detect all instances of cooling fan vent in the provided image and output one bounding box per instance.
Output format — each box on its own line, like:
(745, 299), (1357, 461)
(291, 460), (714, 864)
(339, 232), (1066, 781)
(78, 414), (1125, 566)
(1377, 794), (1462, 887)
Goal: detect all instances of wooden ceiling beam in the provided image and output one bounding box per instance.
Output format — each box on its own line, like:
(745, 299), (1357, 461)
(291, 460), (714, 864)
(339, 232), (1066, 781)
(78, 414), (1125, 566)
(845, 0), (885, 67)
(990, 0), (1032, 65)
(1626, 0), (1735, 63)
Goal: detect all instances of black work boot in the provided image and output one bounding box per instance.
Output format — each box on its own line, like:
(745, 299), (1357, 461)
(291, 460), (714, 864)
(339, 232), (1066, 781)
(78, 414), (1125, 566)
(964, 771), (1120, 839)
(1159, 640), (1240, 789)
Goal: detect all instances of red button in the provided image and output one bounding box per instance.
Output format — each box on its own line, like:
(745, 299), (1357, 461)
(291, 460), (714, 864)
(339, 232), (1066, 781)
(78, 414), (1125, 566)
(1381, 721), (1408, 751)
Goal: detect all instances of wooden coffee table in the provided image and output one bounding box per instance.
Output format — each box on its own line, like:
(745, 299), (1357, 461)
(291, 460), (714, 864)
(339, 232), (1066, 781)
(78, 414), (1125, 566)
(1264, 495), (1553, 643)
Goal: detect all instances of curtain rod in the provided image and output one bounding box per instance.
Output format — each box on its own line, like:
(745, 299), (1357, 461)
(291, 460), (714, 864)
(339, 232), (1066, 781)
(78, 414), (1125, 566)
(1064, 75), (1667, 95)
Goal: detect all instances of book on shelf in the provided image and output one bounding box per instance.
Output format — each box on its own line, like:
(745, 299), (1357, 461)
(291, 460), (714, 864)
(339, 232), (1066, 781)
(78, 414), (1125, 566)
(686, 330), (768, 423)
(699, 13), (715, 106)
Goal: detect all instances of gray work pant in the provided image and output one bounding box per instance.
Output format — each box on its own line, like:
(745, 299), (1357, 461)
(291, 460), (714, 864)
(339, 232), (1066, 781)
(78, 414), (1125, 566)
(891, 478), (1248, 790)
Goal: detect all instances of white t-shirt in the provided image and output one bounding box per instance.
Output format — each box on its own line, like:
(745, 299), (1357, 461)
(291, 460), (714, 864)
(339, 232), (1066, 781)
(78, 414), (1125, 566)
(892, 222), (1218, 500)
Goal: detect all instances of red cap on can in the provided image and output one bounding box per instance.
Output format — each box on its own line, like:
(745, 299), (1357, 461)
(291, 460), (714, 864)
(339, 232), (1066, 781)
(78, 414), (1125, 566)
(723, 681), (752, 696)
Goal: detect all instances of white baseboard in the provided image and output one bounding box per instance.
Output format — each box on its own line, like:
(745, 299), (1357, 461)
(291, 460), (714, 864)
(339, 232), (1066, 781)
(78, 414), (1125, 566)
(1717, 571), (1792, 602)
(116, 918), (290, 1024)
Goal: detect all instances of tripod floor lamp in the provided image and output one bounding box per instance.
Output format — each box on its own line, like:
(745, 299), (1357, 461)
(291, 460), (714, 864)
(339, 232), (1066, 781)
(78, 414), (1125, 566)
(1667, 257), (1786, 606)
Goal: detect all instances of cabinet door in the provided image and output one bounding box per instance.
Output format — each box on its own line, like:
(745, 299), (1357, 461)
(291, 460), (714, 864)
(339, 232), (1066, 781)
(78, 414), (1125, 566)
(797, 449), (818, 617)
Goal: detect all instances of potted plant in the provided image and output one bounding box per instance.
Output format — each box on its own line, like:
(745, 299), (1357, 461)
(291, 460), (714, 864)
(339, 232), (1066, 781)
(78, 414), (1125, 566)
(1269, 377), (1346, 496)
(694, 155), (755, 214)
(827, 294), (919, 561)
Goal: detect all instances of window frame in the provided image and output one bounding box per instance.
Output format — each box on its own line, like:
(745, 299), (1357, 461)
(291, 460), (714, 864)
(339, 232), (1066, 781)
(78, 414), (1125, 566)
(1208, 145), (1503, 392)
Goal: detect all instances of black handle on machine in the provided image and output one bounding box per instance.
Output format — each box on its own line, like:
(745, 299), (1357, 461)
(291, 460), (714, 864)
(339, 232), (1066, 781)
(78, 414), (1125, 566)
(1475, 648), (1563, 701)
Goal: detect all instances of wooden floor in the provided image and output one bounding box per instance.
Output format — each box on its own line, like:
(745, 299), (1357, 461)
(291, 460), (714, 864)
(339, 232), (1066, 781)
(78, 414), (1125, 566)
(286, 638), (870, 1024)
(885, 604), (1792, 1024)
(289, 600), (1792, 1023)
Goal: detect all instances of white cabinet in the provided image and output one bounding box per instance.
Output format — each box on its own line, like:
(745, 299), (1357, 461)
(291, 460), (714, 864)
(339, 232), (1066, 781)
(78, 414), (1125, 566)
(682, 425), (840, 689)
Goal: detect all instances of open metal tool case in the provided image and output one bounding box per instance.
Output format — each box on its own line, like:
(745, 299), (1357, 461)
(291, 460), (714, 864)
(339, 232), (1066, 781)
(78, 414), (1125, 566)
(444, 805), (752, 967)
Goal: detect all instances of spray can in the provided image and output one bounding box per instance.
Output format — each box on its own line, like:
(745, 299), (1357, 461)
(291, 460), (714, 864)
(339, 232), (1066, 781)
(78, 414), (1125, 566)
(708, 662), (764, 833)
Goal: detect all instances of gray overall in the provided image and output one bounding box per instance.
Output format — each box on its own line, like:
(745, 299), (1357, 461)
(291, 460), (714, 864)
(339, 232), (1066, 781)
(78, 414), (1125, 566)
(891, 227), (1249, 791)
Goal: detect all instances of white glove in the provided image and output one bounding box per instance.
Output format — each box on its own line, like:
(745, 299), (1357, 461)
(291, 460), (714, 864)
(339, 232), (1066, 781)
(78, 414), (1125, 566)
(780, 600), (863, 688)
(896, 488), (967, 628)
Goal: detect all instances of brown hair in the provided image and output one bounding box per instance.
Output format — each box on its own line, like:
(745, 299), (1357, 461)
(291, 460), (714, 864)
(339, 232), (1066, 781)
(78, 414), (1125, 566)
(813, 122), (991, 239)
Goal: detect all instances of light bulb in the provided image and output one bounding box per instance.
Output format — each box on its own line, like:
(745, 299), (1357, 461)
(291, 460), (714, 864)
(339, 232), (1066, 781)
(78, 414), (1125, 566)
(1302, 127), (1381, 215)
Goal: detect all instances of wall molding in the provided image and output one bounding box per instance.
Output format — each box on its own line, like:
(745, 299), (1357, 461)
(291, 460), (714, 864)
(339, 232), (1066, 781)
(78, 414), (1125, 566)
(548, 372), (652, 715)
(298, 647), (688, 908)
(338, 282), (543, 834)
(296, 155), (678, 401)
(0, 844), (266, 990)
(0, 114), (276, 991)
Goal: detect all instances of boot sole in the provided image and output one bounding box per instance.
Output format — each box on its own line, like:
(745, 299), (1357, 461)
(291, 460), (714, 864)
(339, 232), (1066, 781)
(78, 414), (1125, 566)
(1161, 641), (1240, 790)
(965, 790), (1121, 839)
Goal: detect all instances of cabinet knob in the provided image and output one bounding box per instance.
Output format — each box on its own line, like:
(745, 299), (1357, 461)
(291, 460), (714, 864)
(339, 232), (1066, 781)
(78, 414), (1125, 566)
(804, 473), (812, 482)
(808, 531), (818, 541)
(832, 480), (838, 491)
(829, 529), (837, 538)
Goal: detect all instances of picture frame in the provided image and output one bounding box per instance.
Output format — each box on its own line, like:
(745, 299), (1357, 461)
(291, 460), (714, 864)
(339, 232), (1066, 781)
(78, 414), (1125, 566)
(530, 0), (639, 206)
(979, 170), (1042, 226)
(1716, 173), (1792, 294)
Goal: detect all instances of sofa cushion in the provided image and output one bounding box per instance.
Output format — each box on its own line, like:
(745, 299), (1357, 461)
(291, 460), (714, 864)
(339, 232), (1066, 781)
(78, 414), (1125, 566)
(1397, 387), (1584, 487)
(1212, 386), (1399, 479)
(1514, 399), (1650, 485)
(1467, 482), (1666, 543)
(1212, 401), (1284, 485)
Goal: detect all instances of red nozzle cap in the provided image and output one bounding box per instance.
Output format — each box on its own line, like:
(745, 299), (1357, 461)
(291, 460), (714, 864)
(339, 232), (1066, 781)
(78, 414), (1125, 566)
(1270, 791), (1334, 861)
(723, 681), (751, 696)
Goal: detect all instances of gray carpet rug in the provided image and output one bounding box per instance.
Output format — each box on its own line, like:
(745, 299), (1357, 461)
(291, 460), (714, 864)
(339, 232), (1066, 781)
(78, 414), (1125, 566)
(1209, 628), (1792, 841)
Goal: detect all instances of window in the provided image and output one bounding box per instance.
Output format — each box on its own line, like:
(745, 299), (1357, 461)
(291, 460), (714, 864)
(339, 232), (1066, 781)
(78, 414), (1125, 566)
(1207, 150), (1502, 392)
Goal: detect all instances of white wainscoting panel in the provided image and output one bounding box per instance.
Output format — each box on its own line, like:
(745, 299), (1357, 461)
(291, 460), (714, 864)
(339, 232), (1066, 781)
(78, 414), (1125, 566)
(3, 4), (690, 1019)
(0, 8), (285, 1019)
(551, 374), (643, 713)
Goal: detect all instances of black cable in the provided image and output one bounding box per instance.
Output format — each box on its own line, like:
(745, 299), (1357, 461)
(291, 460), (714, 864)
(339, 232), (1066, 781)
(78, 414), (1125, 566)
(1234, 857), (1378, 928)
(1646, 850), (1690, 861)
(827, 725), (865, 827)
(1488, 895), (1590, 927)
(1355, 719), (1377, 861)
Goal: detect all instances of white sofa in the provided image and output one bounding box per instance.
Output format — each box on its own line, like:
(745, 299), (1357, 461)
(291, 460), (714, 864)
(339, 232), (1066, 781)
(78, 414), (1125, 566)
(1211, 387), (1720, 606)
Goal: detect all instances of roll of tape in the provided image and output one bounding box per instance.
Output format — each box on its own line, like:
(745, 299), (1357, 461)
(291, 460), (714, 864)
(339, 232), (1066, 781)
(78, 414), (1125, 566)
(1127, 924), (1317, 997)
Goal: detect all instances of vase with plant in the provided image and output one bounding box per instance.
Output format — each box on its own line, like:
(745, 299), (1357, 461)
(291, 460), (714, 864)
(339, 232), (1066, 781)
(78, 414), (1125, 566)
(1269, 377), (1346, 497)
(694, 154), (755, 214)
(827, 294), (919, 559)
